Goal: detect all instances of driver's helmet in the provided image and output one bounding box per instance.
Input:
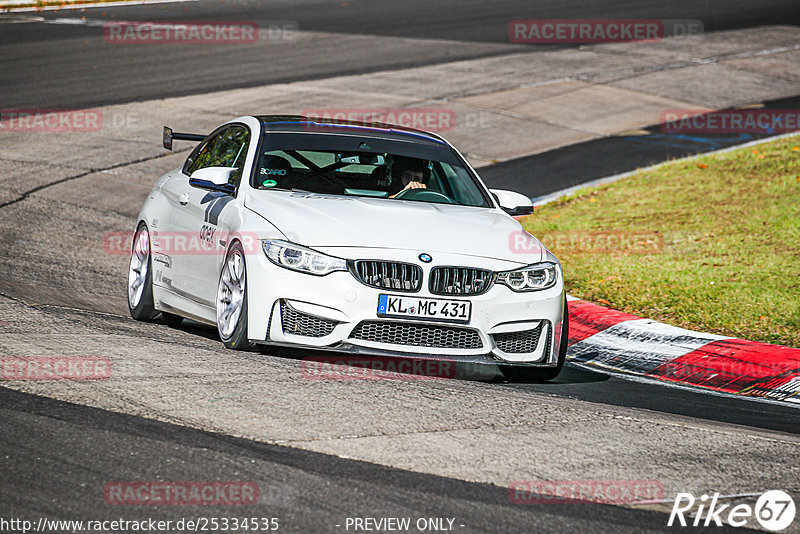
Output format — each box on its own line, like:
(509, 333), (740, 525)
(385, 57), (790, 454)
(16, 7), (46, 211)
(388, 156), (428, 195)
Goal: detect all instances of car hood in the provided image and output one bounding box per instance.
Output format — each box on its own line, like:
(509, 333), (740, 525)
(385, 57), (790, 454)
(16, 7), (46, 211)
(243, 190), (544, 264)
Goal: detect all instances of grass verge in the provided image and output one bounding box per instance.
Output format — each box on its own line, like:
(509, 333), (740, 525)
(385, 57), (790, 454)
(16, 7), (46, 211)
(520, 134), (800, 347)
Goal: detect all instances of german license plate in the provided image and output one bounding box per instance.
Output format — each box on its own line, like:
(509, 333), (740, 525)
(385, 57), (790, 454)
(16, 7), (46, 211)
(377, 294), (471, 324)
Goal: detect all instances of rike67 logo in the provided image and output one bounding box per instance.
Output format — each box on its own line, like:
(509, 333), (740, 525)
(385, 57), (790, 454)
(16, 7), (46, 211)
(669, 490), (796, 531)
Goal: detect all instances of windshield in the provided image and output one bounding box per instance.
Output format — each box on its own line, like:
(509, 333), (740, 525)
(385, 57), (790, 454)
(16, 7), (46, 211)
(252, 146), (491, 208)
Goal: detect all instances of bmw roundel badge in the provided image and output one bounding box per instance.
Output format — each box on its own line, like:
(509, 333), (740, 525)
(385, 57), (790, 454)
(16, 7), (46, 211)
(419, 253), (432, 263)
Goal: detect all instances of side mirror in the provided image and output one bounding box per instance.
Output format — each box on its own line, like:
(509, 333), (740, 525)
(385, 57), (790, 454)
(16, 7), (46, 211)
(189, 167), (237, 194)
(490, 189), (533, 216)
(163, 126), (173, 151)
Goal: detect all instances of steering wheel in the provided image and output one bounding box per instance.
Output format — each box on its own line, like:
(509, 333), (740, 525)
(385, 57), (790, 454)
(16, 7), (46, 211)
(394, 188), (455, 204)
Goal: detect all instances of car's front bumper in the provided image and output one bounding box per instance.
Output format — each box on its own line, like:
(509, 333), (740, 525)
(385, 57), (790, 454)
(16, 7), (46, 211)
(246, 248), (565, 367)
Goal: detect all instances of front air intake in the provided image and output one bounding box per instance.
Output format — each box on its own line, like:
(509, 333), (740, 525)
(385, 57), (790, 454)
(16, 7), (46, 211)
(429, 266), (494, 296)
(280, 301), (338, 338)
(351, 260), (422, 292)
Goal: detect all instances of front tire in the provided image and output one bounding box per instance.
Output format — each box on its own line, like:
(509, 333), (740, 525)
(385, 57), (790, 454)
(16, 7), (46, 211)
(128, 222), (158, 322)
(501, 297), (569, 382)
(216, 241), (254, 350)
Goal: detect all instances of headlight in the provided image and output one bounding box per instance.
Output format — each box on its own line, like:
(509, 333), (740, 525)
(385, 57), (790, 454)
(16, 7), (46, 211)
(496, 262), (558, 292)
(262, 240), (347, 276)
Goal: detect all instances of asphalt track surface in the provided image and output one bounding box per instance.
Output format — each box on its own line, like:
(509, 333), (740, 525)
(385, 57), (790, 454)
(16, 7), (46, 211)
(1, 386), (729, 534)
(1, 0), (799, 108)
(2, 1), (800, 532)
(481, 95), (800, 198)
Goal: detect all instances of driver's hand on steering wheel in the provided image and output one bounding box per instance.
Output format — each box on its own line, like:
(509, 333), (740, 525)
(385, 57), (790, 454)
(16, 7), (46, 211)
(390, 181), (426, 198)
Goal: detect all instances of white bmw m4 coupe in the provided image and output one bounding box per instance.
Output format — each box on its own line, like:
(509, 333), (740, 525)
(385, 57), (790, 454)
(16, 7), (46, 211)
(128, 115), (568, 380)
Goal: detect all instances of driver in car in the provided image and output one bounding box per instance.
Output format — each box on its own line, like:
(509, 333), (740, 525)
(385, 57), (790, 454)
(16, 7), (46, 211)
(388, 156), (428, 198)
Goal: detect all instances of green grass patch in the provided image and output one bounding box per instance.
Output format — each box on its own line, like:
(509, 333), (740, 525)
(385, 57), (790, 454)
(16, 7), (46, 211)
(520, 135), (800, 347)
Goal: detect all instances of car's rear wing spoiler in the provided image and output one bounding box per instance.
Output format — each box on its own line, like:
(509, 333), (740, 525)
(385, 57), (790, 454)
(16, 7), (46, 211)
(163, 126), (205, 151)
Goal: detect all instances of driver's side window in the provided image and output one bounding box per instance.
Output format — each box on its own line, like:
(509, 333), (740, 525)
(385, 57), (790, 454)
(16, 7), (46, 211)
(184, 125), (250, 186)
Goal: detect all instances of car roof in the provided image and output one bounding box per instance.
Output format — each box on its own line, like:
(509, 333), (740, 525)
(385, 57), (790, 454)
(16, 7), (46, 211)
(255, 115), (448, 146)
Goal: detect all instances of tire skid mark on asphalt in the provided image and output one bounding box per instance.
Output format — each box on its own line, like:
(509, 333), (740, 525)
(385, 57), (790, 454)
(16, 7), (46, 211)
(271, 416), (603, 444)
(0, 293), (222, 354)
(0, 149), (187, 210)
(586, 43), (800, 87)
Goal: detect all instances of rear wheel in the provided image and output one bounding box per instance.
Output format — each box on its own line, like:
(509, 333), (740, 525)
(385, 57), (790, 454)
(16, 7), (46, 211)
(128, 223), (158, 322)
(501, 297), (569, 382)
(217, 242), (255, 350)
